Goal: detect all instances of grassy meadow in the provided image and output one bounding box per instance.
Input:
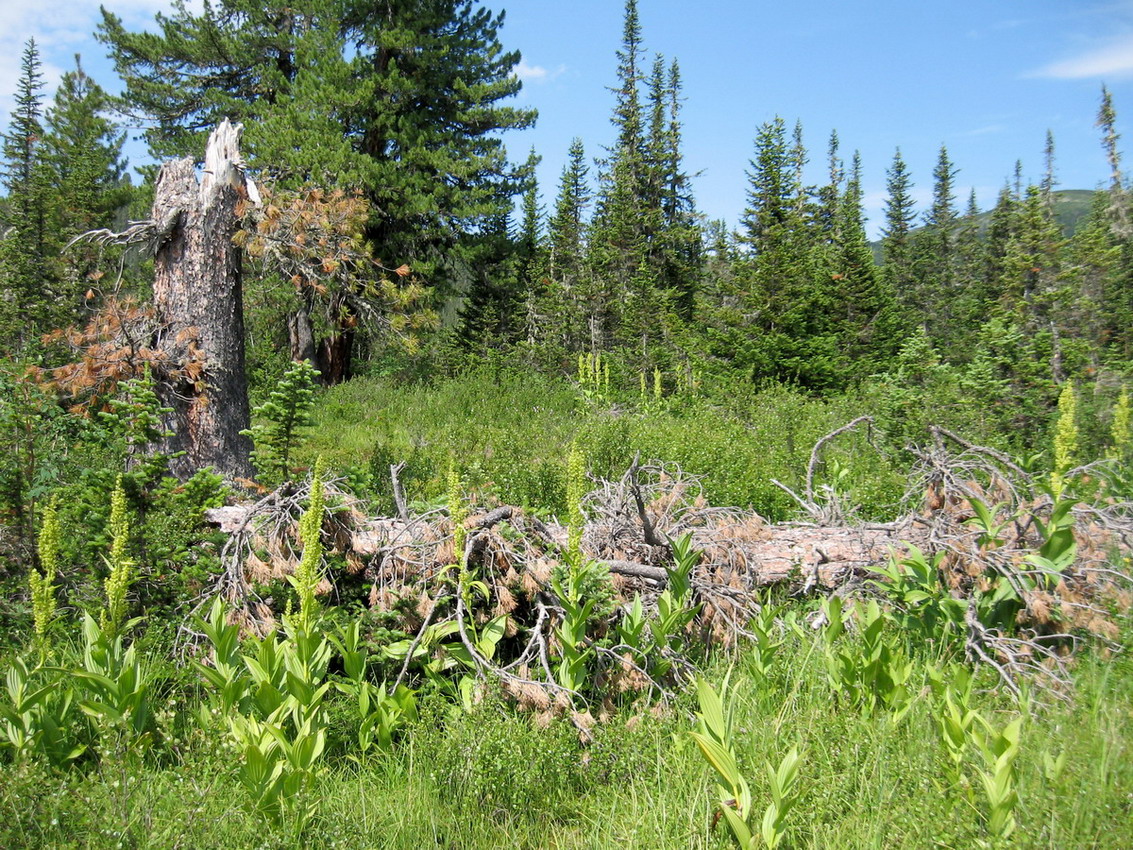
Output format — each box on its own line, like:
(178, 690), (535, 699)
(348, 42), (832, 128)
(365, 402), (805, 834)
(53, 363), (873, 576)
(2, 367), (1132, 849)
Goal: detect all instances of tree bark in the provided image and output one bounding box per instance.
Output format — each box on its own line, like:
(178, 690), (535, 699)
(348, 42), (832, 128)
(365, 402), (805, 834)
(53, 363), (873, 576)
(151, 119), (254, 480)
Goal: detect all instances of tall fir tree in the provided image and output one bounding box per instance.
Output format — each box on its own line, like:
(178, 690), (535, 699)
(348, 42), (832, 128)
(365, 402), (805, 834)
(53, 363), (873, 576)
(1041, 129), (1057, 212)
(458, 148), (543, 358)
(826, 151), (901, 380)
(739, 117), (834, 386)
(0, 39), (50, 354)
(815, 130), (843, 242)
(740, 116), (795, 253)
(950, 188), (992, 360)
(1064, 190), (1122, 359)
(984, 182), (1021, 298)
(590, 0), (650, 352)
(100, 0), (536, 379)
(1095, 86), (1133, 358)
(910, 144), (959, 345)
(880, 148), (917, 312)
(648, 56), (700, 322)
(542, 138), (591, 356)
(42, 57), (134, 324)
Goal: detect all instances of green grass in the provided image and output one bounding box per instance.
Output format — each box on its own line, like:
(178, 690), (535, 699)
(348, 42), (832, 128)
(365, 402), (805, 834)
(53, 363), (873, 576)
(4, 370), (1130, 848)
(3, 612), (1130, 849)
(296, 369), (907, 522)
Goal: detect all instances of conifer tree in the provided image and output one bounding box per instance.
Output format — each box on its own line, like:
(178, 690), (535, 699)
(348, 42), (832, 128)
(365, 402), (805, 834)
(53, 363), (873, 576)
(0, 40), (50, 353)
(41, 57), (134, 324)
(827, 151), (901, 379)
(1000, 185), (1064, 326)
(816, 130), (843, 241)
(984, 182), (1021, 296)
(549, 139), (591, 283)
(1041, 129), (1057, 212)
(740, 118), (833, 386)
(589, 0), (650, 351)
(951, 188), (992, 359)
(542, 138), (591, 355)
(517, 148), (545, 303)
(880, 148), (917, 310)
(1097, 85), (1129, 237)
(741, 116), (795, 252)
(100, 0), (535, 377)
(1064, 190), (1122, 357)
(635, 55), (701, 324)
(2, 40), (46, 210)
(910, 145), (959, 343)
(1095, 86), (1133, 359)
(461, 148), (541, 357)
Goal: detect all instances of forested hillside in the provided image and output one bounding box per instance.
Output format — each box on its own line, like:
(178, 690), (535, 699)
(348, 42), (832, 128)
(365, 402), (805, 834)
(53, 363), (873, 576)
(2, 1), (1130, 402)
(1, 2), (1133, 848)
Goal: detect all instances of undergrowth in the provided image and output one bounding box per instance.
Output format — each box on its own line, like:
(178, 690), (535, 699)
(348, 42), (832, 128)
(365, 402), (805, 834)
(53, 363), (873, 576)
(2, 614), (1130, 849)
(297, 369), (907, 522)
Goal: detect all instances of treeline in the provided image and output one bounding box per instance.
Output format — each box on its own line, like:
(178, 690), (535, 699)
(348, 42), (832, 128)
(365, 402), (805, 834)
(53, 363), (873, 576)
(1, 1), (1132, 421)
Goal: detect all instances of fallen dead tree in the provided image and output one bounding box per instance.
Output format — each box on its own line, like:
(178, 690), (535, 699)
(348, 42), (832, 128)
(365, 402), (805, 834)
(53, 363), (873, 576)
(199, 425), (1133, 703)
(203, 461), (924, 637)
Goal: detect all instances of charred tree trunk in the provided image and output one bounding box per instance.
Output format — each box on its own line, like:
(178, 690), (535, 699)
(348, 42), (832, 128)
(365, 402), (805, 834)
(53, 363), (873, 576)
(287, 300), (317, 366)
(316, 328), (354, 385)
(151, 120), (254, 480)
(286, 291), (353, 386)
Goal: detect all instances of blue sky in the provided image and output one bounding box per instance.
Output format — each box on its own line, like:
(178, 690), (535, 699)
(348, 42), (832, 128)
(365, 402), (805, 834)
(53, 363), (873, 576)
(3, 0), (1133, 237)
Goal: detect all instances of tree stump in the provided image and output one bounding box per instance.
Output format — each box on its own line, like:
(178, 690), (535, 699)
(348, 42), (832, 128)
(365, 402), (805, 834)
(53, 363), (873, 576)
(151, 119), (255, 480)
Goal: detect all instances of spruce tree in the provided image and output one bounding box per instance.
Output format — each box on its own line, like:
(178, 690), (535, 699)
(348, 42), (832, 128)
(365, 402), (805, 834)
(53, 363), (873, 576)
(816, 130), (843, 241)
(41, 57), (134, 327)
(881, 148), (917, 311)
(42, 58), (131, 235)
(1000, 185), (1064, 324)
(984, 182), (1021, 297)
(1041, 130), (1057, 212)
(910, 145), (959, 344)
(951, 188), (992, 360)
(1095, 86), (1133, 359)
(638, 56), (701, 323)
(740, 118), (831, 386)
(1064, 190), (1122, 357)
(1097, 85), (1128, 233)
(741, 116), (794, 251)
(589, 0), (650, 352)
(1, 40), (46, 207)
(100, 0), (536, 377)
(828, 151), (901, 379)
(549, 139), (591, 284)
(462, 147), (542, 357)
(539, 138), (591, 356)
(0, 40), (50, 354)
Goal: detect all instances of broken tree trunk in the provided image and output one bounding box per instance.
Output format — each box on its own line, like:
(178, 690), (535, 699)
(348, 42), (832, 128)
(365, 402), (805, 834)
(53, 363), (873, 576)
(151, 119), (255, 480)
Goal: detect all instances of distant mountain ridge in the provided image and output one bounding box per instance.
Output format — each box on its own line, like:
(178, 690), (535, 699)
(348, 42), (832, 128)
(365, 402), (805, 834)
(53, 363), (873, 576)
(869, 189), (1099, 261)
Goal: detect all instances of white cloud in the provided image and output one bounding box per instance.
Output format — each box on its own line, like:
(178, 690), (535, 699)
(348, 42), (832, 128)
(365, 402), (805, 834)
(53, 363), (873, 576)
(961, 124), (1007, 137)
(1032, 32), (1133, 79)
(0, 1), (199, 129)
(513, 59), (566, 84)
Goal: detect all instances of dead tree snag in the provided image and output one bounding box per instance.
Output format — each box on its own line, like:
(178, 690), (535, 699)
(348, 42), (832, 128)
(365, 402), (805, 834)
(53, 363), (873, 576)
(150, 119), (257, 480)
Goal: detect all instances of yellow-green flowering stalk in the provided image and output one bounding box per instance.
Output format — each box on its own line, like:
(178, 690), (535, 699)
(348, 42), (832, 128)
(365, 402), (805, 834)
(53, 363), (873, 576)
(566, 442), (586, 565)
(447, 456), (467, 560)
(293, 457), (326, 630)
(101, 476), (133, 637)
(1051, 383), (1079, 498)
(1111, 387), (1131, 461)
(30, 496), (61, 653)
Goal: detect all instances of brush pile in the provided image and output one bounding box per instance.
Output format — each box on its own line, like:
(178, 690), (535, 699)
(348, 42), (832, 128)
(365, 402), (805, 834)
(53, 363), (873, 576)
(202, 424), (1133, 703)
